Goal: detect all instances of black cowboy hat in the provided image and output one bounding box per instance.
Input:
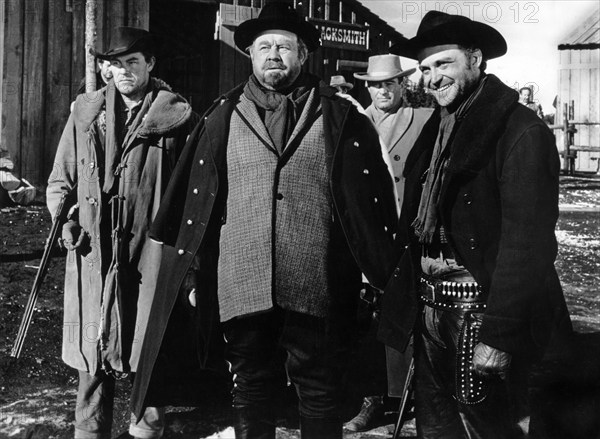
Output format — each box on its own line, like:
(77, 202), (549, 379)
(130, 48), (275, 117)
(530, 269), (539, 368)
(390, 11), (507, 60)
(92, 27), (155, 60)
(234, 2), (320, 53)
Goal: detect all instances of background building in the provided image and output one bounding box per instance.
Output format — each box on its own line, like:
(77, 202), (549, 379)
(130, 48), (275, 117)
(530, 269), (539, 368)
(0, 0), (404, 186)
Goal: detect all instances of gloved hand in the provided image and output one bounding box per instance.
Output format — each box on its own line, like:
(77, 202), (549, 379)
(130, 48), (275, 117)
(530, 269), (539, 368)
(60, 220), (88, 251)
(472, 342), (512, 379)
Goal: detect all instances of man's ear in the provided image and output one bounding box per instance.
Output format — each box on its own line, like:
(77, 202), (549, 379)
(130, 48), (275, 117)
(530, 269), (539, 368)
(470, 49), (483, 69)
(147, 56), (156, 72)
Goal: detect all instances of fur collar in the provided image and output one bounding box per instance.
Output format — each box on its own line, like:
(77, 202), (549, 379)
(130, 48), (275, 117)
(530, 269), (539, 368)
(72, 77), (192, 136)
(444, 74), (519, 178)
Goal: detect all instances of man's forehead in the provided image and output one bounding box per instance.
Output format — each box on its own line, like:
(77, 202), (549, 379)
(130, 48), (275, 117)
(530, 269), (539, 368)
(109, 51), (145, 63)
(417, 44), (468, 63)
(254, 29), (298, 44)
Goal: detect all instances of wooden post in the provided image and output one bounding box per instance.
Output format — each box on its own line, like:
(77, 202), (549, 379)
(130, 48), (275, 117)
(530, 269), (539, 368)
(563, 103), (570, 174)
(85, 0), (97, 93)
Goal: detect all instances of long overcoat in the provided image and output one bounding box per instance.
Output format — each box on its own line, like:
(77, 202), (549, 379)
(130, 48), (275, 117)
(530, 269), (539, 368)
(47, 79), (196, 375)
(131, 82), (399, 417)
(378, 75), (572, 360)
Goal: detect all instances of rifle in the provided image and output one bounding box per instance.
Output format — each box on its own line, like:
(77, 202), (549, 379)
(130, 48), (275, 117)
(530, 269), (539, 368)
(10, 188), (75, 359)
(392, 357), (415, 439)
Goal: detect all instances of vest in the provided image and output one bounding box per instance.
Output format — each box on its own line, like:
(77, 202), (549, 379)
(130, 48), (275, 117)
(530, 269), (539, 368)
(218, 90), (335, 321)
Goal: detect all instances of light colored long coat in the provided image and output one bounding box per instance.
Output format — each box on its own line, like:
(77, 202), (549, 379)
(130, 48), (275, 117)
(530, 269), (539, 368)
(47, 79), (195, 375)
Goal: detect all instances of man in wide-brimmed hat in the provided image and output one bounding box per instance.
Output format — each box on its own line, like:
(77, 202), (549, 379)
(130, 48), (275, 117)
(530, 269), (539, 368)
(377, 11), (572, 439)
(343, 54), (436, 433)
(47, 26), (198, 439)
(329, 74), (354, 94)
(131, 2), (398, 438)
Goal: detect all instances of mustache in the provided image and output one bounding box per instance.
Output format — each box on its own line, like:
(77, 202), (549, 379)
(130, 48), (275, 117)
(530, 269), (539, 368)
(263, 61), (285, 70)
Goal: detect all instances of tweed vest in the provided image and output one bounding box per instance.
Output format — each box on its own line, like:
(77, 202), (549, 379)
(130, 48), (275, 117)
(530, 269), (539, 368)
(218, 90), (334, 322)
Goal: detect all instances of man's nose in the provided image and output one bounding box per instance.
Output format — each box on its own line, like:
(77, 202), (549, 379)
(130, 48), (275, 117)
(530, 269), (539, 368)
(267, 46), (281, 59)
(430, 68), (442, 86)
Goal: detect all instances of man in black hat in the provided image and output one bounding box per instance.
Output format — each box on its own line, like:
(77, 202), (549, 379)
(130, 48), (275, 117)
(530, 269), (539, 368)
(47, 26), (198, 439)
(377, 11), (572, 439)
(130, 2), (397, 438)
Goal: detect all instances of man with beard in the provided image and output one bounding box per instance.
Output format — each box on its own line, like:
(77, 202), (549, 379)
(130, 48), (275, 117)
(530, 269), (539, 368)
(377, 11), (572, 439)
(130, 3), (397, 438)
(47, 27), (197, 439)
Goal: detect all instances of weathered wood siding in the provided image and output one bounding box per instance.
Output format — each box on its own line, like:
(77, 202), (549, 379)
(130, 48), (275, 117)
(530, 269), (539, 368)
(0, 0), (146, 185)
(557, 48), (600, 173)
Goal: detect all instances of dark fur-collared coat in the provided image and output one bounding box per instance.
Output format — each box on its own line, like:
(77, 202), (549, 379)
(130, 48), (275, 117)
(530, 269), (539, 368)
(131, 81), (399, 417)
(378, 74), (572, 360)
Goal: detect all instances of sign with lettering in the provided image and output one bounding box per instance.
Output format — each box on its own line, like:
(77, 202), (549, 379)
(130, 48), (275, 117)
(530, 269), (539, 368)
(309, 19), (369, 51)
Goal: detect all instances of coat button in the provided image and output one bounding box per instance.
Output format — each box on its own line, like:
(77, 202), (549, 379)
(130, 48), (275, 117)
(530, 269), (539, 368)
(276, 193), (284, 200)
(199, 159), (205, 165)
(393, 267), (400, 278)
(394, 155), (400, 161)
(354, 141), (359, 147)
(374, 197), (378, 203)
(469, 238), (478, 250)
(187, 219), (193, 225)
(193, 188), (199, 194)
(363, 169), (369, 175)
(87, 197), (97, 205)
(384, 225), (388, 232)
(89, 161), (95, 169)
(463, 193), (472, 205)
(178, 249), (185, 255)
(394, 176), (400, 183)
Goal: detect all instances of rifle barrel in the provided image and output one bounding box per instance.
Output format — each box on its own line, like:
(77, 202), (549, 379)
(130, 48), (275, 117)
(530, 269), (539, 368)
(10, 192), (68, 359)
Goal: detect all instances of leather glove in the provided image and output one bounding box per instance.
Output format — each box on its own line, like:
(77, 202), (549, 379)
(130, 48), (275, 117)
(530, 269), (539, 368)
(59, 220), (87, 251)
(472, 342), (512, 380)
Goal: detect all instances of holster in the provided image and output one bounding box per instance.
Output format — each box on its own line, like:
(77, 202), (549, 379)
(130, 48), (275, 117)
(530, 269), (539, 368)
(455, 312), (488, 405)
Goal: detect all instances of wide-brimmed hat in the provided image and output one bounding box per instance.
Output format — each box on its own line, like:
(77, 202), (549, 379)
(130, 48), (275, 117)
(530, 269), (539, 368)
(390, 11), (507, 60)
(353, 55), (416, 81)
(234, 2), (320, 53)
(92, 27), (155, 60)
(329, 75), (353, 90)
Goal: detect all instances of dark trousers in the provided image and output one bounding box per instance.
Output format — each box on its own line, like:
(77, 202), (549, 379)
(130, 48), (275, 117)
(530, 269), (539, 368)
(223, 308), (353, 431)
(414, 305), (531, 439)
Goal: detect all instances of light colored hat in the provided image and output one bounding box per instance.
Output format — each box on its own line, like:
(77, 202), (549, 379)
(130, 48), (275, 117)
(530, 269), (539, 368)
(353, 55), (416, 81)
(329, 75), (353, 90)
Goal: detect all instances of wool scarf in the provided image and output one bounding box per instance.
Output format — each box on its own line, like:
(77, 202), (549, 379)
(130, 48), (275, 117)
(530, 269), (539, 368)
(413, 75), (488, 243)
(243, 73), (315, 153)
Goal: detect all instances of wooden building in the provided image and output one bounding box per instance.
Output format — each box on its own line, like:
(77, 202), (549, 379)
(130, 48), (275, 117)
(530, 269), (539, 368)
(0, 0), (405, 186)
(556, 5), (600, 173)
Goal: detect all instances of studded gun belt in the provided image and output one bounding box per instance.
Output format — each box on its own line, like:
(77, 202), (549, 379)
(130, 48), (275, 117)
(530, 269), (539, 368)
(419, 276), (487, 311)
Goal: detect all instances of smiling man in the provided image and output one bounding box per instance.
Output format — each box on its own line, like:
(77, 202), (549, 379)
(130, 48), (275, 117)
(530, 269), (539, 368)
(47, 27), (198, 439)
(130, 3), (398, 439)
(378, 11), (572, 439)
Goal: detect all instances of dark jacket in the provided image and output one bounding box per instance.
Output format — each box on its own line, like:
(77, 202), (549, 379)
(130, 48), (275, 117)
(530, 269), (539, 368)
(378, 75), (572, 360)
(131, 81), (398, 417)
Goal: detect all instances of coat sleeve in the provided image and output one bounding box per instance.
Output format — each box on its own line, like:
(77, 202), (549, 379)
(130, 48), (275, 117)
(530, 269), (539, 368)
(47, 113), (78, 218)
(479, 123), (561, 354)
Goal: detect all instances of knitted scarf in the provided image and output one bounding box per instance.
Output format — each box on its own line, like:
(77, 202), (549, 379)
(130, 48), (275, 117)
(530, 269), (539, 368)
(412, 75), (488, 243)
(243, 73), (316, 153)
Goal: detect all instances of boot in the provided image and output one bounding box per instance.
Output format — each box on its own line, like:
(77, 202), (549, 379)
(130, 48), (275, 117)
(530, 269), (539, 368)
(300, 416), (342, 439)
(233, 407), (276, 439)
(343, 395), (384, 432)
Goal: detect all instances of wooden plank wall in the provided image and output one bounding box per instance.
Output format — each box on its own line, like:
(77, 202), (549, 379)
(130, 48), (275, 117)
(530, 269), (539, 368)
(0, 0), (138, 185)
(557, 48), (600, 173)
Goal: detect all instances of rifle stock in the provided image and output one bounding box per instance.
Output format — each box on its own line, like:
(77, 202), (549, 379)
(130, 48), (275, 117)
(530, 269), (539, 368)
(10, 188), (74, 359)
